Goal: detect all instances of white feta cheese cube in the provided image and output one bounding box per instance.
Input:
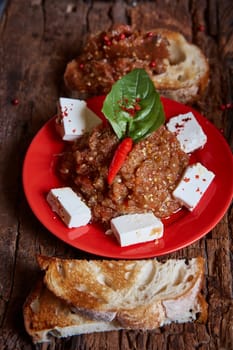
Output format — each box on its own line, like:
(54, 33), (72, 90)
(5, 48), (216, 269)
(47, 187), (91, 228)
(173, 162), (215, 211)
(56, 97), (101, 141)
(110, 213), (164, 247)
(166, 112), (207, 153)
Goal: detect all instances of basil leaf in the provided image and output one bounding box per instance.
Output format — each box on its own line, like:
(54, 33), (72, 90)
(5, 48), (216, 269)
(101, 68), (165, 142)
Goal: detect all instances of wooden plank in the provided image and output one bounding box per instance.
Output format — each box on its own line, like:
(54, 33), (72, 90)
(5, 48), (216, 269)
(0, 0), (232, 349)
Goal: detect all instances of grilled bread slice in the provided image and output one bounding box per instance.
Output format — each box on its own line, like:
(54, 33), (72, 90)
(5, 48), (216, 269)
(64, 25), (209, 103)
(150, 29), (209, 103)
(23, 279), (121, 343)
(37, 255), (207, 329)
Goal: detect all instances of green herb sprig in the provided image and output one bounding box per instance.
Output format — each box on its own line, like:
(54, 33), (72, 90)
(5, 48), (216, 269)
(102, 68), (165, 142)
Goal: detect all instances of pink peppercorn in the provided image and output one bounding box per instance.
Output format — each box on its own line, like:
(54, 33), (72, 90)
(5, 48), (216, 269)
(11, 98), (19, 106)
(220, 103), (233, 110)
(119, 33), (126, 40)
(150, 61), (156, 68)
(198, 25), (205, 32)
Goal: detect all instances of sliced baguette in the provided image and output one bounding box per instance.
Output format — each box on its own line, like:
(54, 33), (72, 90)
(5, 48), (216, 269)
(64, 25), (209, 103)
(37, 255), (207, 329)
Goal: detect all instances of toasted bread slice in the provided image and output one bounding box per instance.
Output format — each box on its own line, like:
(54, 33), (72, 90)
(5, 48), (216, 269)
(64, 25), (209, 103)
(23, 279), (122, 343)
(151, 29), (209, 103)
(37, 255), (207, 329)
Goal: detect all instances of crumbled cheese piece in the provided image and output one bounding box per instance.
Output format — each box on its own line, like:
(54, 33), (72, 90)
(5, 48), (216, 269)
(110, 213), (164, 247)
(47, 187), (91, 228)
(166, 112), (207, 153)
(56, 97), (101, 141)
(173, 162), (215, 211)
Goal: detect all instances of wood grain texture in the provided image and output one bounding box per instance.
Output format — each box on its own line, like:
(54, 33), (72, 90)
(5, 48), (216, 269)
(0, 0), (232, 349)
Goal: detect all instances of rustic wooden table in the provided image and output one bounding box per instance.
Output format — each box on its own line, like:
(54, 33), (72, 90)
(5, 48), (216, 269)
(0, 1), (233, 349)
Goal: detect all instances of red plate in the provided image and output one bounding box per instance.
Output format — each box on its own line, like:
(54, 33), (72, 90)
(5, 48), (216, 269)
(22, 96), (233, 259)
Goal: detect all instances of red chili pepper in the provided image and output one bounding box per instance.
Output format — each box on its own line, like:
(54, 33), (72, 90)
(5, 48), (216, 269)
(107, 137), (133, 185)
